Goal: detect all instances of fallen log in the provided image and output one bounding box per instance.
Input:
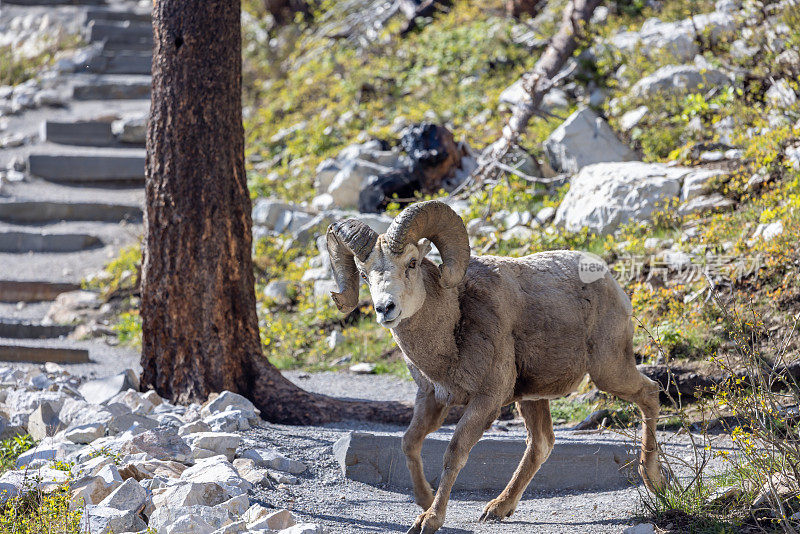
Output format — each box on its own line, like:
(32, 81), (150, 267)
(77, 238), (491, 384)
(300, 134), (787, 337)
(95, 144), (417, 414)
(639, 361), (800, 404)
(472, 0), (601, 183)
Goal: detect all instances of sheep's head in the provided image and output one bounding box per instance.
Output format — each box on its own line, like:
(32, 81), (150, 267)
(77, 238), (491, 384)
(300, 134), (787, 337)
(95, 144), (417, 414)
(326, 200), (470, 328)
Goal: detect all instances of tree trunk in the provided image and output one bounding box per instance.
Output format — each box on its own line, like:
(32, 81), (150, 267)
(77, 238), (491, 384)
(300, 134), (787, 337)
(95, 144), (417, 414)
(143, 0), (414, 425)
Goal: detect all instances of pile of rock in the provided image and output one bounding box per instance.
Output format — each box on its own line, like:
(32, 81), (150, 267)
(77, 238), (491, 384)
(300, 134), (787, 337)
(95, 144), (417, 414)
(311, 125), (476, 213)
(0, 365), (327, 534)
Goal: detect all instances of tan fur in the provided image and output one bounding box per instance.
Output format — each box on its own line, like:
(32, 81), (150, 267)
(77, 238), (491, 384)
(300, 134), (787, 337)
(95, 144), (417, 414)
(352, 245), (662, 534)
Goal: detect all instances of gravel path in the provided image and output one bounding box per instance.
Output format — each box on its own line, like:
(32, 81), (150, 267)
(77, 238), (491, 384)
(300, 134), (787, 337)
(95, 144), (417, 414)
(271, 370), (659, 533)
(242, 421), (646, 534)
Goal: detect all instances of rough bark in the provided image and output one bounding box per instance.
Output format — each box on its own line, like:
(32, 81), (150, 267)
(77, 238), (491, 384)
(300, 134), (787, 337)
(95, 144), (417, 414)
(142, 0), (414, 425)
(473, 0), (600, 182)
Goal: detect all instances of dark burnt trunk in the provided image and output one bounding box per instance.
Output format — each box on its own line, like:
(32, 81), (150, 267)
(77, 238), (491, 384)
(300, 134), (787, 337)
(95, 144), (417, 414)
(142, 0), (413, 425)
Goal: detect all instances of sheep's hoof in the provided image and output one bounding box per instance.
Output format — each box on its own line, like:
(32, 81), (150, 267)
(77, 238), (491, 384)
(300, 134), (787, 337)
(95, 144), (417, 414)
(406, 510), (443, 534)
(479, 499), (515, 522)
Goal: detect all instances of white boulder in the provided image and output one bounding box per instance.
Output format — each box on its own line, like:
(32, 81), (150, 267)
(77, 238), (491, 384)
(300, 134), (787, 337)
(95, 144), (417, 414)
(543, 108), (637, 174)
(554, 162), (702, 234)
(630, 64), (732, 98)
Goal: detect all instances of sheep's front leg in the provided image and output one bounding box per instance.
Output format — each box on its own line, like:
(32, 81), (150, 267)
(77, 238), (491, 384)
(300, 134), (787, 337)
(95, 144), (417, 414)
(402, 388), (448, 510)
(406, 396), (500, 534)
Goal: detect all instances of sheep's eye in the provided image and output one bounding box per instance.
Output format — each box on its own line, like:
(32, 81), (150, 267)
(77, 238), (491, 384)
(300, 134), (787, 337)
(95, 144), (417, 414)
(407, 259), (417, 270)
(360, 271), (368, 281)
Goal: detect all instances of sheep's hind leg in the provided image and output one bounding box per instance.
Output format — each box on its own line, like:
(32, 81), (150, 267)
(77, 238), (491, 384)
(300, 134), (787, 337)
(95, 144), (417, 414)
(594, 368), (664, 491)
(406, 396), (500, 534)
(480, 399), (555, 522)
(402, 388), (448, 510)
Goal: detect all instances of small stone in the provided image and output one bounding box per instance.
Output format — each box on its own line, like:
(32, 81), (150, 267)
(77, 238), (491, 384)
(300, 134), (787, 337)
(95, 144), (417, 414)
(27, 402), (64, 441)
(180, 455), (252, 496)
(349, 362), (376, 375)
(179, 420), (211, 436)
(623, 524), (655, 534)
(240, 448), (306, 474)
(281, 524), (326, 534)
(248, 508), (296, 531)
(79, 370), (139, 405)
(152, 481), (230, 509)
(65, 422), (106, 444)
(80, 505), (147, 534)
(98, 478), (147, 512)
(201, 391), (258, 418)
(183, 432), (241, 462)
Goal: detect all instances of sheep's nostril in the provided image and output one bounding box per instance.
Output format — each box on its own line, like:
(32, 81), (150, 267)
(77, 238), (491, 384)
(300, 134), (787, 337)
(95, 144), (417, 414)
(375, 301), (396, 317)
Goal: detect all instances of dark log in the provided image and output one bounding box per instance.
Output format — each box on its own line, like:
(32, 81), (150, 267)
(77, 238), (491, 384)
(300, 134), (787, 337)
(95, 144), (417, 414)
(639, 362), (800, 404)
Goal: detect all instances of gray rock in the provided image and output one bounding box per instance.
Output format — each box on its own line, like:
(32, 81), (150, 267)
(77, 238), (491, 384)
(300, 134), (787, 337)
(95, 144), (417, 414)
(15, 437), (79, 468)
(152, 481), (231, 509)
(630, 64), (732, 98)
(203, 410), (252, 432)
(681, 169), (727, 201)
(624, 524), (656, 534)
(98, 478), (147, 512)
(554, 162), (694, 234)
(69, 474), (121, 508)
(765, 78), (797, 108)
(80, 505), (147, 534)
(282, 523), (327, 533)
(180, 455), (252, 496)
(183, 432), (241, 462)
(112, 114), (147, 144)
(263, 280), (292, 306)
(65, 422), (106, 444)
(27, 402), (64, 441)
(247, 507), (296, 531)
(149, 505), (236, 534)
(251, 199), (313, 235)
(619, 106), (648, 132)
(313, 279), (338, 300)
(609, 12), (735, 61)
(349, 362), (376, 375)
(240, 448), (306, 474)
(79, 369), (139, 405)
(201, 391), (258, 419)
(534, 206), (556, 225)
(118, 427), (192, 463)
(543, 108), (637, 174)
(178, 420), (211, 436)
(753, 221), (784, 242)
(678, 193), (734, 216)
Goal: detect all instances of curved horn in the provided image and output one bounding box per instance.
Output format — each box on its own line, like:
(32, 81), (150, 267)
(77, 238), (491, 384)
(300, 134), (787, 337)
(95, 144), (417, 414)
(326, 219), (378, 314)
(385, 200), (469, 288)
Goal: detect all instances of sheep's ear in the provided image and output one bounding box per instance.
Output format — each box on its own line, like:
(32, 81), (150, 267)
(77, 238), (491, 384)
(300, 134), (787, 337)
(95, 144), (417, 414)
(416, 238), (432, 258)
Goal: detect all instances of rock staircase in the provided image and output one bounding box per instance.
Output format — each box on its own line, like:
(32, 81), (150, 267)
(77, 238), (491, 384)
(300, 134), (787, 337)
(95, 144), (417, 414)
(0, 2), (152, 375)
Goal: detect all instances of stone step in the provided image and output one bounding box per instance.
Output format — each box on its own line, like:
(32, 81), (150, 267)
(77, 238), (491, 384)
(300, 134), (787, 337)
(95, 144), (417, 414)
(87, 21), (153, 50)
(72, 77), (151, 100)
(2, 0), (103, 4)
(85, 7), (152, 24)
(42, 120), (115, 146)
(334, 431), (637, 493)
(0, 320), (73, 339)
(28, 152), (145, 182)
(0, 200), (143, 224)
(0, 344), (89, 364)
(90, 51), (152, 75)
(0, 231), (101, 253)
(0, 280), (81, 303)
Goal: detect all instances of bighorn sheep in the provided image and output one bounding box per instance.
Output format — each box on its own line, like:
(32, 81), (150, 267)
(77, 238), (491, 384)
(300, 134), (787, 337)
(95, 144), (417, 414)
(327, 200), (662, 534)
